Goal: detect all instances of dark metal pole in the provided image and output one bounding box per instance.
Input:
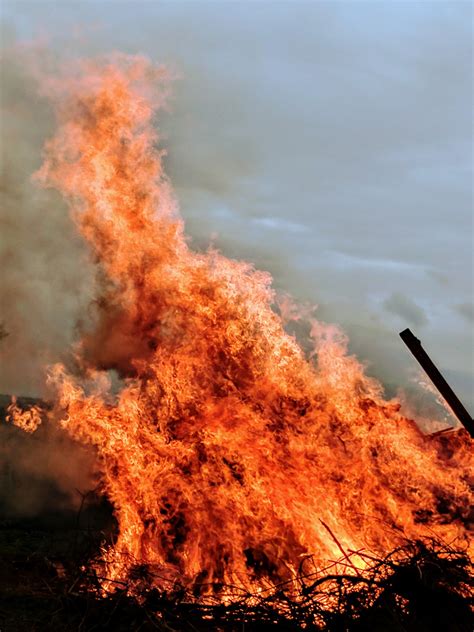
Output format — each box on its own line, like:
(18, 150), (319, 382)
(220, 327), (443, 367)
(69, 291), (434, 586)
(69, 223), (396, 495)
(399, 328), (474, 439)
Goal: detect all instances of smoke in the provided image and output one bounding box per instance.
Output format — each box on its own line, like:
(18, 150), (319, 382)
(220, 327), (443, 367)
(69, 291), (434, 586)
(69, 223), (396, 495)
(0, 36), (100, 515)
(0, 396), (98, 519)
(0, 31), (95, 398)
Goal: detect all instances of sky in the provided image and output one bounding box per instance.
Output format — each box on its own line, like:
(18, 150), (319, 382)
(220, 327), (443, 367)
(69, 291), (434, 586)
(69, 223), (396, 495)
(1, 1), (473, 418)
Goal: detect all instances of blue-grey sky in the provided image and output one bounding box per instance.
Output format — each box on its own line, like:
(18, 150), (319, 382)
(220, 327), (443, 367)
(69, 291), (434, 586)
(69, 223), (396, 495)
(1, 1), (472, 419)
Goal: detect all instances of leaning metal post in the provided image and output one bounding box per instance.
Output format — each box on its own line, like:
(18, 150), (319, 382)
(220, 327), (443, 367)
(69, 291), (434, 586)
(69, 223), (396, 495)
(399, 328), (474, 439)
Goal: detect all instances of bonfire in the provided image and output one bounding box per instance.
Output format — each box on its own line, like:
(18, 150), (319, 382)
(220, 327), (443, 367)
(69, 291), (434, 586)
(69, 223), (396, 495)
(4, 54), (473, 630)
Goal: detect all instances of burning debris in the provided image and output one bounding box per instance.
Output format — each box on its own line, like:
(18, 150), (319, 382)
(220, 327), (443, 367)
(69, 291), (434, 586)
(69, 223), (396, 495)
(1, 533), (473, 631)
(2, 53), (473, 628)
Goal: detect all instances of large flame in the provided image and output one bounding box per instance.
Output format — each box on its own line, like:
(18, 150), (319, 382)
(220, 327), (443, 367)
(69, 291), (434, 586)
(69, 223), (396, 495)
(13, 55), (472, 594)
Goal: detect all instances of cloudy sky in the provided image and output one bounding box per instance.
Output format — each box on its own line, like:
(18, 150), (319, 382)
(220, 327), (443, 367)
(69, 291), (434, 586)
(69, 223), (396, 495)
(1, 1), (472, 417)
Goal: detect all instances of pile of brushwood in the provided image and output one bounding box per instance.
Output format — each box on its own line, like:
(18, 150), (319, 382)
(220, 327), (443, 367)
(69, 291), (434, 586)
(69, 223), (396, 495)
(1, 527), (472, 632)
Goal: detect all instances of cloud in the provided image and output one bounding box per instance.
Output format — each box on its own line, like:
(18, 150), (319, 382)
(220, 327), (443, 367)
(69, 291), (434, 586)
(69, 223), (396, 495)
(252, 217), (305, 233)
(455, 302), (474, 323)
(383, 292), (428, 328)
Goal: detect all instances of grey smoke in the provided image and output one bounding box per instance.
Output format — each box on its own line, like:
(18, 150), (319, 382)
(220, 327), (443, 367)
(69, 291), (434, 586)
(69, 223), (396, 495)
(0, 31), (95, 398)
(0, 396), (98, 519)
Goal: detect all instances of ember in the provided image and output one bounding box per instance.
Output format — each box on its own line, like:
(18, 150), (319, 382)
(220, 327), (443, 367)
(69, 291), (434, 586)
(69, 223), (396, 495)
(7, 54), (473, 601)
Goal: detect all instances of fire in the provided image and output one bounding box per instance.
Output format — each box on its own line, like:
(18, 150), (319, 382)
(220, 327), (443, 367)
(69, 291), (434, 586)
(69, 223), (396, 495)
(10, 54), (473, 595)
(7, 395), (42, 433)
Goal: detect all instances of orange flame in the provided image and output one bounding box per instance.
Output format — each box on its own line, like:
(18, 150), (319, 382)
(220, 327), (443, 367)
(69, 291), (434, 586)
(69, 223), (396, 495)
(13, 55), (473, 594)
(7, 396), (42, 433)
